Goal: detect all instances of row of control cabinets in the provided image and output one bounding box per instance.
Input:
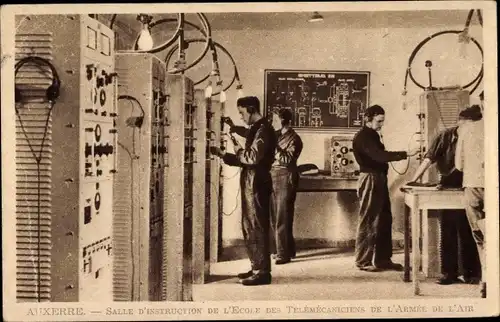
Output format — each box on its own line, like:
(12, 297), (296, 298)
(14, 14), (224, 303)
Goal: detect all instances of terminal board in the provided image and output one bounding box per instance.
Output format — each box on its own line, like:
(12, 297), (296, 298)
(264, 69), (370, 130)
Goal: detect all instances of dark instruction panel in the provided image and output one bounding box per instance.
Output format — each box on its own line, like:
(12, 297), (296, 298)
(264, 69), (370, 130)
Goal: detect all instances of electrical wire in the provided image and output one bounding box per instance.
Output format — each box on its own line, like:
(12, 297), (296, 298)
(476, 9), (483, 27)
(109, 14), (117, 29)
(403, 30), (483, 93)
(165, 39), (239, 93)
(116, 13), (240, 93)
(381, 132), (417, 176)
(152, 18), (211, 84)
(117, 95), (145, 119)
(161, 15), (241, 91)
(172, 13), (212, 73)
(403, 10), (484, 95)
(205, 171), (241, 217)
(15, 100), (55, 302)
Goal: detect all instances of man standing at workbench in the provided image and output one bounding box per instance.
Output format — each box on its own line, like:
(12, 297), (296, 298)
(409, 112), (481, 285)
(352, 105), (419, 272)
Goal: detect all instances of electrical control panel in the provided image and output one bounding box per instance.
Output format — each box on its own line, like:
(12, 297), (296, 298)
(113, 53), (167, 301)
(15, 15), (117, 302)
(163, 74), (194, 301)
(325, 134), (359, 178)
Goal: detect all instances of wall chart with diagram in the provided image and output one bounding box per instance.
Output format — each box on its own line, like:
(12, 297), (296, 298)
(264, 69), (370, 130)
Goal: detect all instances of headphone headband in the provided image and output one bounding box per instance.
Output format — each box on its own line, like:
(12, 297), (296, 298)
(15, 56), (60, 81)
(15, 55), (61, 103)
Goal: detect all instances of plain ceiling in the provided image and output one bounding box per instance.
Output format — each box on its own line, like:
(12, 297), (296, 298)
(112, 10), (479, 34)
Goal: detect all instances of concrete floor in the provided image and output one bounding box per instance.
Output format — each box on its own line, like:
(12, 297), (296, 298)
(193, 248), (481, 301)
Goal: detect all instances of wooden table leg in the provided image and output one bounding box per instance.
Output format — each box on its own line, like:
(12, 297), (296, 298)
(411, 197), (421, 295)
(403, 204), (410, 282)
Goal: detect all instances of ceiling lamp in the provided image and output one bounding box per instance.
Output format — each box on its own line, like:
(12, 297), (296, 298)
(308, 11), (324, 23)
(136, 14), (154, 51)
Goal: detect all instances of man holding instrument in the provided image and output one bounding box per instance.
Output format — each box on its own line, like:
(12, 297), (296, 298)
(211, 96), (277, 286)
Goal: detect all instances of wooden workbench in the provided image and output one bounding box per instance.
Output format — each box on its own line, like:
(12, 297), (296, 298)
(401, 187), (465, 295)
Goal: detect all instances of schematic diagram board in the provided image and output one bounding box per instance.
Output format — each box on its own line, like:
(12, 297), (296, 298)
(264, 69), (370, 130)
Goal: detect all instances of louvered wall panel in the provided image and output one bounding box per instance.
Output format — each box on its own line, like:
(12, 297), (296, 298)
(15, 33), (54, 302)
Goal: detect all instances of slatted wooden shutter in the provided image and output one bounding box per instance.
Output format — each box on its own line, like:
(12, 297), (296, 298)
(15, 32), (54, 302)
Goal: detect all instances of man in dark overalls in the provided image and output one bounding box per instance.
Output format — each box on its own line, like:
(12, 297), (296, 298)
(211, 96), (277, 285)
(352, 105), (419, 272)
(410, 114), (481, 285)
(227, 109), (303, 265)
(269, 108), (303, 265)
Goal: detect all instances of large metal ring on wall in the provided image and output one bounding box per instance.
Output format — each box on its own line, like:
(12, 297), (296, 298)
(405, 30), (483, 94)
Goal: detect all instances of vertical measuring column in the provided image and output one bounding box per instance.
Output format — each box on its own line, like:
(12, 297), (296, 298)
(192, 89), (208, 284)
(163, 74), (194, 301)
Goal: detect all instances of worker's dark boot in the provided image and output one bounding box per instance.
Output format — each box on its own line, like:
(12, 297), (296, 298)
(436, 274), (462, 285)
(359, 265), (381, 272)
(376, 261), (404, 271)
(241, 273), (272, 286)
(275, 257), (291, 265)
(237, 270), (253, 279)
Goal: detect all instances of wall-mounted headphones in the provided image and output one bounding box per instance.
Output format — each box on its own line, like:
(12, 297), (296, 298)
(117, 95), (145, 128)
(15, 56), (61, 104)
